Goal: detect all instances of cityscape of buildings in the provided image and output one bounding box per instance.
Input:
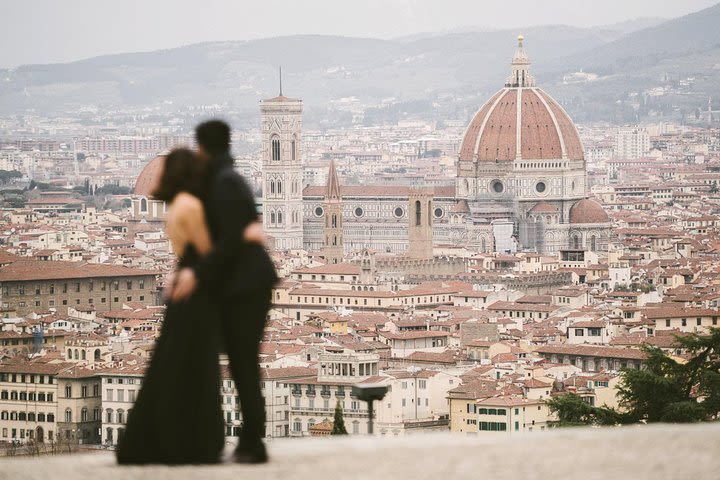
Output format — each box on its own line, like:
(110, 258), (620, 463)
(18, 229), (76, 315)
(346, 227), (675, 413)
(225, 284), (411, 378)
(1, 33), (720, 451)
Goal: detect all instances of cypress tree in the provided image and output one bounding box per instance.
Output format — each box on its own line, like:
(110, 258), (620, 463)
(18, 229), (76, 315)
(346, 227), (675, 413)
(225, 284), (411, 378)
(331, 401), (348, 435)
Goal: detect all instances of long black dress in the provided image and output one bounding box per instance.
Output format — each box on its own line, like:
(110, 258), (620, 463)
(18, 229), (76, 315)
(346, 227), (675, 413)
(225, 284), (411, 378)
(116, 245), (224, 465)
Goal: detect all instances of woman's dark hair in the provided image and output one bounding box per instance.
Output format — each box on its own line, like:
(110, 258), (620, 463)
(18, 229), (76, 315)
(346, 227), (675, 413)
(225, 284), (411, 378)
(151, 148), (206, 202)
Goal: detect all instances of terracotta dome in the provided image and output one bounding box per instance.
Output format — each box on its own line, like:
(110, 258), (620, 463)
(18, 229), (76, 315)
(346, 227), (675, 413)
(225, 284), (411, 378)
(569, 198), (609, 224)
(459, 37), (583, 163)
(528, 202), (558, 214)
(133, 155), (165, 197)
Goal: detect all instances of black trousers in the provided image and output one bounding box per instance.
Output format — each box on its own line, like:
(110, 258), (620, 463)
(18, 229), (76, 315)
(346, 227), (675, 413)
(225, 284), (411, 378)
(221, 291), (270, 444)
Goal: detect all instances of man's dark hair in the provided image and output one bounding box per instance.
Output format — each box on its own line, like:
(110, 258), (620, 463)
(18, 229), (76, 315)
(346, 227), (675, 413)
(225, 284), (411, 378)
(195, 120), (231, 155)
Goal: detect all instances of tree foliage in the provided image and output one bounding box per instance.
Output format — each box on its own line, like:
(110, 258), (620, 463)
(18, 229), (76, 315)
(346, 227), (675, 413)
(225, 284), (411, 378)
(549, 329), (720, 426)
(331, 401), (348, 435)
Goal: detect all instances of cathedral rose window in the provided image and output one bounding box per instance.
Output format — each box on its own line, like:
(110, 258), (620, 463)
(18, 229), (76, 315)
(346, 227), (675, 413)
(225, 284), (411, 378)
(394, 207), (404, 218)
(354, 207), (364, 218)
(491, 180), (504, 193)
(434, 207), (444, 219)
(535, 181), (547, 193)
(314, 206), (324, 217)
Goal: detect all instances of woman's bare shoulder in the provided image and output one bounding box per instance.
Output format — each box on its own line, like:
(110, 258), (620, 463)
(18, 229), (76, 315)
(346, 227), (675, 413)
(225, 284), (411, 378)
(170, 192), (204, 216)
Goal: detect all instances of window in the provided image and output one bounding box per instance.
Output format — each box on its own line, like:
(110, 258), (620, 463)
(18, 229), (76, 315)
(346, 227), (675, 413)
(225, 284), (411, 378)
(271, 136), (281, 161)
(588, 328), (602, 337)
(65, 385), (72, 398)
(491, 180), (504, 193)
(291, 136), (297, 161)
(81, 408), (88, 422)
(65, 409), (72, 422)
(575, 329), (584, 336)
(535, 181), (546, 193)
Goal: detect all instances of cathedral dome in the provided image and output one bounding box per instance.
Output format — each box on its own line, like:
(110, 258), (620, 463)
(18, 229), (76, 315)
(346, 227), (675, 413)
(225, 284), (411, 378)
(569, 198), (609, 224)
(459, 37), (584, 163)
(133, 155), (165, 197)
(528, 202), (558, 214)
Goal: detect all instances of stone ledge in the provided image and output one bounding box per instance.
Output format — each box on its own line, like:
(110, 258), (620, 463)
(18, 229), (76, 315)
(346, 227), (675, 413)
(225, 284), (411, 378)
(3, 424), (719, 480)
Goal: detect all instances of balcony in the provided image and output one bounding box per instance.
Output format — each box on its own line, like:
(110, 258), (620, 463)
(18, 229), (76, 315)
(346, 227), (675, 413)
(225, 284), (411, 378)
(320, 390), (332, 398)
(1, 424), (717, 479)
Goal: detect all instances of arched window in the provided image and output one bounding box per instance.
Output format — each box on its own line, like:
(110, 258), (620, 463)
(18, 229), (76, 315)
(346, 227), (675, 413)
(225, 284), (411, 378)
(270, 212), (276, 225)
(427, 200), (432, 226)
(572, 235), (581, 250)
(94, 349), (101, 361)
(271, 135), (281, 161)
(590, 235), (597, 252)
(270, 180), (275, 194)
(67, 349), (72, 359)
(481, 238), (487, 252)
(277, 211), (283, 224)
(93, 407), (100, 421)
(65, 409), (72, 423)
(291, 135), (297, 161)
(106, 409), (113, 423)
(277, 181), (282, 195)
(415, 200), (422, 226)
(81, 350), (86, 361)
(331, 214), (337, 229)
(81, 408), (88, 422)
(140, 198), (148, 213)
(117, 409), (125, 424)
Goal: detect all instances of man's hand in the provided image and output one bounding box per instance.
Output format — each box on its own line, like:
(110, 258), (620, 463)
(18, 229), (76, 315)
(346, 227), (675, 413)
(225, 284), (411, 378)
(243, 221), (265, 246)
(162, 271), (176, 301)
(170, 268), (197, 303)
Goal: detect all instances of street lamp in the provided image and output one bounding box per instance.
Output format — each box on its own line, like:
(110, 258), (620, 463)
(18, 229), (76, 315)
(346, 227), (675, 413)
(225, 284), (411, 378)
(351, 384), (388, 435)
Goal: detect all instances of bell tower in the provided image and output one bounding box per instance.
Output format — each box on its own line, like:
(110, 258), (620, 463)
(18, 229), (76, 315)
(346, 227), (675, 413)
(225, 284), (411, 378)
(407, 188), (434, 259)
(322, 160), (343, 264)
(260, 76), (304, 251)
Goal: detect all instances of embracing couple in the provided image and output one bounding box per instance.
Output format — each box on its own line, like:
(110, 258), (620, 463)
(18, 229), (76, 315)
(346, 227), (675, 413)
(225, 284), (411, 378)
(116, 120), (277, 465)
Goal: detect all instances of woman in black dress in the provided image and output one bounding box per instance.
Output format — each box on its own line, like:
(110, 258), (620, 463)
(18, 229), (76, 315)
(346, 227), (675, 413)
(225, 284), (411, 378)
(116, 148), (224, 465)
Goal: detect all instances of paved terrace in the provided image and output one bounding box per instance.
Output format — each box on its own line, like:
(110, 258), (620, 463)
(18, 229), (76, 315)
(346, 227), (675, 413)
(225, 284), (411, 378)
(2, 424), (719, 480)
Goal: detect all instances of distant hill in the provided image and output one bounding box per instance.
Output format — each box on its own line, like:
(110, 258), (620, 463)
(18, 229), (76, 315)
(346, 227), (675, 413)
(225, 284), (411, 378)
(1, 4), (719, 125)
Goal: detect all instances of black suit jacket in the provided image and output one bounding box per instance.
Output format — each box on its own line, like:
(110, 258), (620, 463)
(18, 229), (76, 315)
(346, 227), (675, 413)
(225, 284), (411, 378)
(193, 153), (278, 298)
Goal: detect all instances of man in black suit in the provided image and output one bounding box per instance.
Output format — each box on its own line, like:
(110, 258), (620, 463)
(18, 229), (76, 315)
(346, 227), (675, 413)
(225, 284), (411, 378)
(171, 120), (277, 464)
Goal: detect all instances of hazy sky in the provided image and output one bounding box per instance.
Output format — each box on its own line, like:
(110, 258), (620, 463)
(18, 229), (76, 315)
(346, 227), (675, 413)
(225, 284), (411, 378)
(2, 0), (718, 68)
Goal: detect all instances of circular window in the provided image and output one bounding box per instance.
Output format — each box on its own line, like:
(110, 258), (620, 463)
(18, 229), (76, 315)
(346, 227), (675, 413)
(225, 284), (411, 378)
(434, 207), (443, 219)
(491, 180), (504, 193)
(354, 207), (364, 217)
(536, 181), (547, 193)
(314, 206), (324, 217)
(393, 207), (404, 218)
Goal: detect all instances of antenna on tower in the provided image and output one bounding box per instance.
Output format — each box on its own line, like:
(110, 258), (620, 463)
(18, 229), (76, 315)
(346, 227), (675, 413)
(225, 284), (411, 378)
(279, 66), (283, 96)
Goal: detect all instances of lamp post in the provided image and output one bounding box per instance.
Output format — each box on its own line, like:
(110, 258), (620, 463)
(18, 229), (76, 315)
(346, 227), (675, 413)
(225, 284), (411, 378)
(351, 384), (388, 435)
